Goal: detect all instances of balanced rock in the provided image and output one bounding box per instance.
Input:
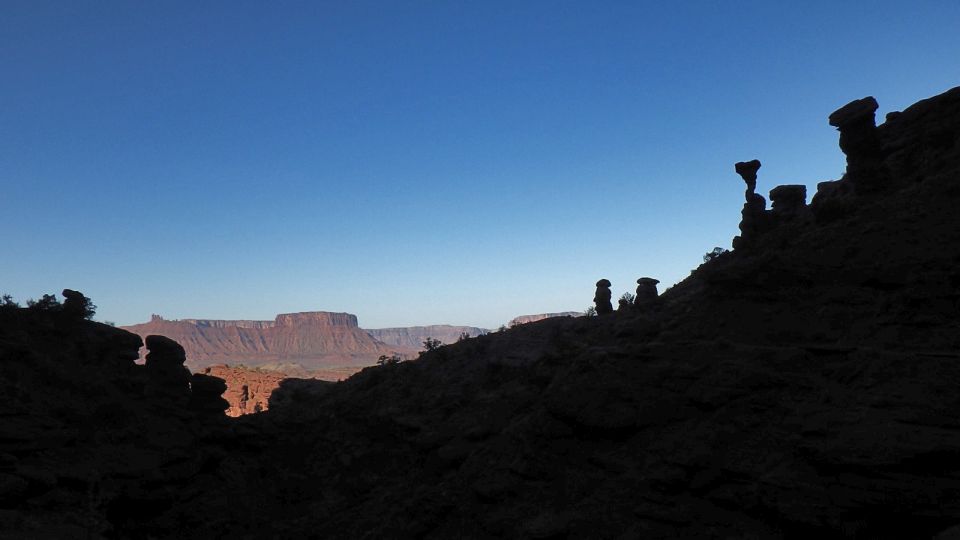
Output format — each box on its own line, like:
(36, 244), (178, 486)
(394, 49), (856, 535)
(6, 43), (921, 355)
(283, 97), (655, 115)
(635, 278), (660, 309)
(735, 159), (762, 196)
(594, 279), (613, 315)
(732, 159), (769, 250)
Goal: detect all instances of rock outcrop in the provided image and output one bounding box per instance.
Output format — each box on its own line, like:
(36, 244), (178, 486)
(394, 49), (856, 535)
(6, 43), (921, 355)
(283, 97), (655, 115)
(634, 277), (659, 309)
(769, 184), (808, 221)
(143, 335), (192, 407)
(829, 96), (886, 193)
(0, 307), (232, 538)
(593, 279), (613, 315)
(732, 159), (769, 250)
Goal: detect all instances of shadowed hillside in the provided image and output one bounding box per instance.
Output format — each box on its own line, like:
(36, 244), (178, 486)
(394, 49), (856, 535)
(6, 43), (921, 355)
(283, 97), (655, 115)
(2, 86), (959, 539)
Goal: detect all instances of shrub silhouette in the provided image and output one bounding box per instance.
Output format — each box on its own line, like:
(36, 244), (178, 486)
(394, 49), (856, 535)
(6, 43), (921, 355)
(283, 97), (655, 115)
(1, 294), (19, 311)
(27, 294), (62, 312)
(422, 337), (442, 351)
(703, 247), (729, 263)
(377, 354), (402, 366)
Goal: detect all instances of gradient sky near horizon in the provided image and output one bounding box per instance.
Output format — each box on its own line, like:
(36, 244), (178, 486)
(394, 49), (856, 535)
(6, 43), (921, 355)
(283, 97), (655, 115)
(2, 1), (959, 329)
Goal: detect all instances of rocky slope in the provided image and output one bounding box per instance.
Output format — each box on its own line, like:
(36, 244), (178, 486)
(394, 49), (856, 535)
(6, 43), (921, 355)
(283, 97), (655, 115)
(3, 85), (960, 539)
(366, 325), (489, 350)
(0, 308), (237, 538)
(219, 85), (960, 539)
(122, 311), (403, 370)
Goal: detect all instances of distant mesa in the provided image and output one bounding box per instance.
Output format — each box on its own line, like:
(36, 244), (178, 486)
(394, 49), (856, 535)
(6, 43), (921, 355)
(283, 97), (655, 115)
(508, 312), (582, 327)
(123, 311), (405, 371)
(366, 325), (489, 350)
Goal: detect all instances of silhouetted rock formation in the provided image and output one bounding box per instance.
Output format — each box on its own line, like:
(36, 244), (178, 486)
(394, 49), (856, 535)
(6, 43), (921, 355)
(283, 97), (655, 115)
(0, 306), (233, 538)
(634, 277), (660, 308)
(5, 85), (960, 539)
(769, 184), (808, 221)
(593, 279), (613, 315)
(144, 335), (192, 406)
(732, 159), (769, 250)
(735, 159), (762, 196)
(60, 288), (93, 319)
(188, 373), (230, 415)
(829, 96), (886, 194)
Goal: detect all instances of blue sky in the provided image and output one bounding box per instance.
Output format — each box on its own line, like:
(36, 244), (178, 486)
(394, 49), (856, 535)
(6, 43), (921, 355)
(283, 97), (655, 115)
(2, 1), (959, 328)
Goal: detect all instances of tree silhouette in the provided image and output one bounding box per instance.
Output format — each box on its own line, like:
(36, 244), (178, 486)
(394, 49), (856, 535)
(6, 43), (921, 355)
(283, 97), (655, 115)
(703, 247), (729, 263)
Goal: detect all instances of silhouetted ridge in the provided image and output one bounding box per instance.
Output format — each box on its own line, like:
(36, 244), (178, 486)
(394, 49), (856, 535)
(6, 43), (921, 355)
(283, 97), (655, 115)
(3, 86), (960, 538)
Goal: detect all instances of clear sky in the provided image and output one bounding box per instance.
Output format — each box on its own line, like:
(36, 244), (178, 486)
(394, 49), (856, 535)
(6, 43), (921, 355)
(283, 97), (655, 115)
(2, 1), (959, 329)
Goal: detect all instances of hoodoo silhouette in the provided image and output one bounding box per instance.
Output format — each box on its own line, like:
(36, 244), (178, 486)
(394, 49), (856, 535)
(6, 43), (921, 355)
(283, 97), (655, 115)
(732, 159), (768, 250)
(2, 86), (960, 538)
(593, 278), (613, 315)
(634, 277), (660, 309)
(829, 96), (886, 193)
